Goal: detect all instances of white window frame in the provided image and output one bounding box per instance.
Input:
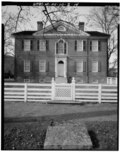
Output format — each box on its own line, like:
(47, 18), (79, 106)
(24, 40), (30, 51)
(39, 40), (46, 51)
(92, 40), (98, 52)
(92, 61), (98, 72)
(77, 40), (83, 52)
(55, 38), (67, 55)
(76, 61), (83, 72)
(24, 60), (30, 72)
(39, 60), (46, 72)
(57, 26), (66, 31)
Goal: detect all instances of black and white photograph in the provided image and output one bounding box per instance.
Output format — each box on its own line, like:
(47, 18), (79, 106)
(2, 1), (119, 150)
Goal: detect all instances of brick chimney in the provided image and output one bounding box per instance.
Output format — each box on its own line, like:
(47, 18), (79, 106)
(78, 22), (84, 31)
(37, 21), (43, 31)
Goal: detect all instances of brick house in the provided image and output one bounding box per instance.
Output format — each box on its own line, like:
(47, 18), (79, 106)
(12, 20), (110, 83)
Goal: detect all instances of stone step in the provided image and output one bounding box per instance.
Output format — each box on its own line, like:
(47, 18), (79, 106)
(44, 121), (92, 150)
(55, 77), (67, 83)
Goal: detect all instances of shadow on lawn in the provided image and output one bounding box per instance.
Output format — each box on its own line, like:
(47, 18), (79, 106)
(88, 130), (99, 149)
(4, 109), (117, 123)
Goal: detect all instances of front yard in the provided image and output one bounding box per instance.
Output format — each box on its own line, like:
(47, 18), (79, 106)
(3, 102), (118, 150)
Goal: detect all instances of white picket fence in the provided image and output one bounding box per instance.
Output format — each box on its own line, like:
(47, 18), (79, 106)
(4, 78), (117, 103)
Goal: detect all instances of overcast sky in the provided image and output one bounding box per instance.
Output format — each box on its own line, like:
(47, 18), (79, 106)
(2, 5), (98, 31)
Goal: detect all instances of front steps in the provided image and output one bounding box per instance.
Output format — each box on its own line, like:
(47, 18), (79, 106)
(55, 77), (67, 83)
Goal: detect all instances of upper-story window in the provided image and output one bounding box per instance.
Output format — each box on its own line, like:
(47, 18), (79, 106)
(75, 40), (86, 52)
(37, 40), (49, 51)
(57, 26), (66, 32)
(24, 40), (30, 51)
(90, 40), (101, 52)
(56, 39), (67, 54)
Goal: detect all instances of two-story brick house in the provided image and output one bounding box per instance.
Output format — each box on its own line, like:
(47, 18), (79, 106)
(12, 20), (110, 83)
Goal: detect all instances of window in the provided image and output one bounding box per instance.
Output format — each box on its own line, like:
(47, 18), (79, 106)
(77, 40), (83, 52)
(57, 26), (66, 31)
(76, 61), (83, 72)
(39, 60), (46, 72)
(56, 39), (67, 54)
(92, 40), (98, 52)
(39, 40), (46, 51)
(92, 61), (98, 72)
(24, 40), (30, 51)
(24, 60), (30, 72)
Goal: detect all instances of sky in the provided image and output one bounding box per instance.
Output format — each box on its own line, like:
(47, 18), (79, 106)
(2, 5), (96, 31)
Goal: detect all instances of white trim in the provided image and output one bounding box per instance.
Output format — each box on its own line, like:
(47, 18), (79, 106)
(55, 57), (67, 78)
(34, 33), (90, 37)
(57, 26), (66, 31)
(55, 38), (68, 55)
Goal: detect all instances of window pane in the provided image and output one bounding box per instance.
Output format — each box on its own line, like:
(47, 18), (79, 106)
(40, 40), (46, 51)
(77, 40), (83, 51)
(24, 40), (30, 51)
(92, 61), (98, 72)
(77, 61), (83, 72)
(24, 60), (30, 72)
(92, 40), (98, 52)
(39, 60), (46, 72)
(58, 40), (64, 54)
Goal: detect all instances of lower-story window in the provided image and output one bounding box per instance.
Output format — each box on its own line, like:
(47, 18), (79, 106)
(76, 61), (83, 72)
(39, 60), (46, 72)
(24, 60), (30, 72)
(92, 61), (98, 72)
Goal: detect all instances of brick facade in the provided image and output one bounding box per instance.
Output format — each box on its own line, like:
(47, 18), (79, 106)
(12, 21), (109, 83)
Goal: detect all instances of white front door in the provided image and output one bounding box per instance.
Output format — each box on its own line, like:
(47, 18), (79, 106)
(58, 61), (64, 77)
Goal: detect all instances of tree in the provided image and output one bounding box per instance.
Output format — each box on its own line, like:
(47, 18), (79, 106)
(2, 6), (33, 55)
(86, 6), (119, 68)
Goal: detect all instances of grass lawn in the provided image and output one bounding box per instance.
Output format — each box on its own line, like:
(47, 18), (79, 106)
(3, 102), (118, 150)
(3, 120), (118, 150)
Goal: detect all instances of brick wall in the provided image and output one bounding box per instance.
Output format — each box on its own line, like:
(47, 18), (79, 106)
(15, 36), (108, 83)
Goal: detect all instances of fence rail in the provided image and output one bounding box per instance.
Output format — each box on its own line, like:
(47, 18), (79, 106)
(4, 79), (117, 103)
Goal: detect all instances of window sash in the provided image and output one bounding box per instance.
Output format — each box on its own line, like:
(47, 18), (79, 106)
(24, 60), (30, 72)
(92, 61), (98, 72)
(24, 40), (30, 51)
(76, 61), (83, 72)
(39, 60), (46, 72)
(77, 40), (83, 52)
(92, 40), (98, 52)
(39, 40), (46, 51)
(56, 40), (67, 54)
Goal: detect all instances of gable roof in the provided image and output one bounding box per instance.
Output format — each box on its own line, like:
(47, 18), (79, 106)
(33, 20), (90, 37)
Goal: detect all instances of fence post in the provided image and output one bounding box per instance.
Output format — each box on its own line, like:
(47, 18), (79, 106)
(51, 78), (55, 100)
(72, 77), (75, 101)
(98, 84), (102, 103)
(24, 83), (27, 102)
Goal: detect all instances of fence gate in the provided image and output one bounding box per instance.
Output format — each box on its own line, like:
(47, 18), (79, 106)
(54, 83), (73, 100)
